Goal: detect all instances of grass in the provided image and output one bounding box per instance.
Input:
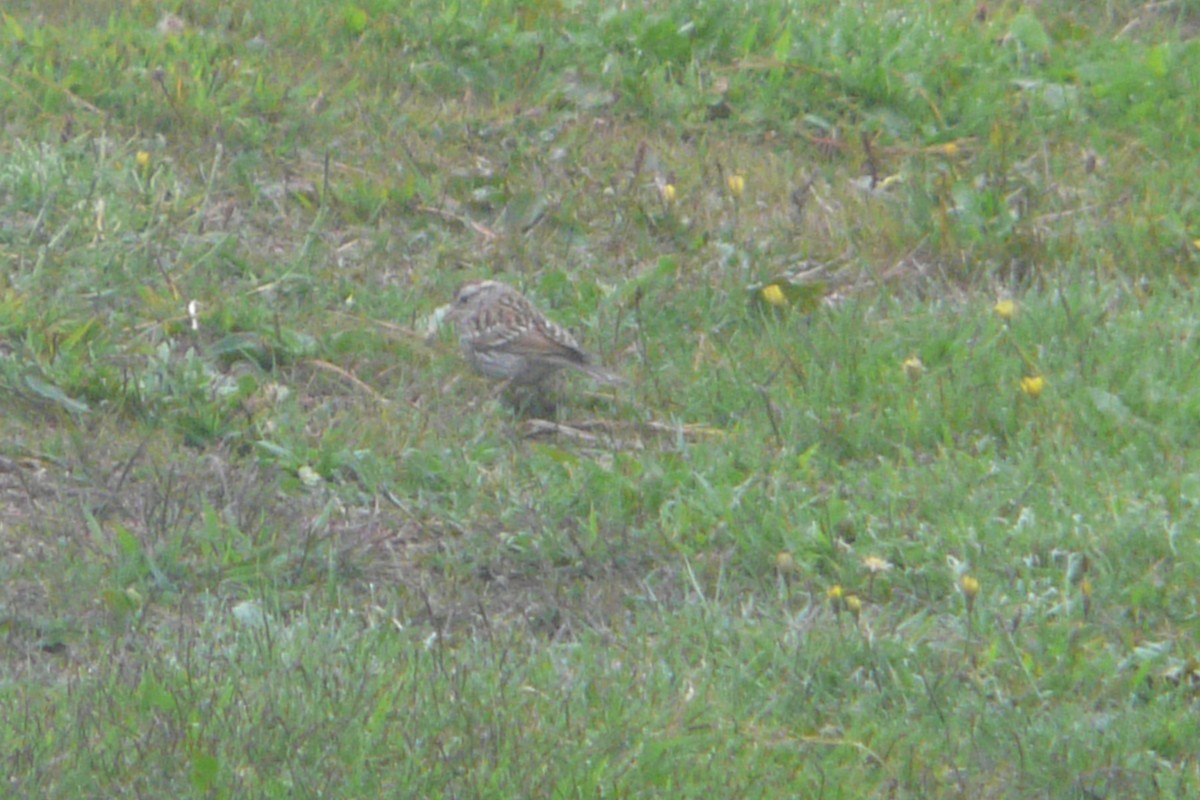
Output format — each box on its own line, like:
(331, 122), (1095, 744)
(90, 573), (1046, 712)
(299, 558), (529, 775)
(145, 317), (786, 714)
(2, 0), (1200, 796)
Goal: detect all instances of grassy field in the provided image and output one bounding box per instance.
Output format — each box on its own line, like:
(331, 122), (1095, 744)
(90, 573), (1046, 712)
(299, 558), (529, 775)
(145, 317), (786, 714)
(2, 0), (1199, 796)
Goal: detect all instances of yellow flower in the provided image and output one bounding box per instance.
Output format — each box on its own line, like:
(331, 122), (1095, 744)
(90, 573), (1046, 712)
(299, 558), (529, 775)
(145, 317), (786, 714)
(942, 142), (959, 157)
(827, 584), (844, 615)
(136, 150), (151, 169)
(961, 574), (980, 613)
(662, 183), (677, 203)
(727, 174), (745, 197)
(775, 551), (796, 573)
(993, 299), (1016, 321)
(902, 355), (925, 382)
(761, 284), (788, 307)
(1193, 238), (1200, 251)
(845, 595), (862, 617)
(1020, 375), (1046, 399)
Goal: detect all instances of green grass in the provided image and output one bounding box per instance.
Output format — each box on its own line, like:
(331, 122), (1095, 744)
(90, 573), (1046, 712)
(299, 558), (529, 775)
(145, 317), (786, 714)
(3, 0), (1200, 797)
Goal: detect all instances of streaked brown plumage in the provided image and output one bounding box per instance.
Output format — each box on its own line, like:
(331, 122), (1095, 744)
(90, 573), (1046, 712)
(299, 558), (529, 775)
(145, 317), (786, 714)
(444, 280), (623, 387)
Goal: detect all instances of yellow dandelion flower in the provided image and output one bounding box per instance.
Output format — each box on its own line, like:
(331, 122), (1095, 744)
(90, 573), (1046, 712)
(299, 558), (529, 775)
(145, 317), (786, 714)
(993, 299), (1016, 320)
(827, 584), (844, 615)
(961, 574), (980, 613)
(662, 183), (677, 203)
(136, 150), (151, 169)
(902, 355), (925, 382)
(942, 142), (959, 157)
(1020, 375), (1046, 399)
(761, 284), (788, 307)
(727, 174), (745, 197)
(845, 595), (862, 617)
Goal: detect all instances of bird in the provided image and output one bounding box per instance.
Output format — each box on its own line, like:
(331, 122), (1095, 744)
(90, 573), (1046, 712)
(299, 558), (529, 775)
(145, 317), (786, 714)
(443, 279), (624, 387)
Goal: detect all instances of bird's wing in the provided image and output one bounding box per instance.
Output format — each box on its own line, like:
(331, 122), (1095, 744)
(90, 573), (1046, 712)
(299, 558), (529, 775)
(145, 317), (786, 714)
(479, 319), (587, 364)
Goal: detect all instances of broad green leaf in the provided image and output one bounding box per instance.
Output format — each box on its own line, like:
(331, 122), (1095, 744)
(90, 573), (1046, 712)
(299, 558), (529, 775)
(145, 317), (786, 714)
(24, 375), (89, 414)
(1009, 12), (1050, 56)
(343, 5), (368, 36)
(1146, 44), (1170, 78)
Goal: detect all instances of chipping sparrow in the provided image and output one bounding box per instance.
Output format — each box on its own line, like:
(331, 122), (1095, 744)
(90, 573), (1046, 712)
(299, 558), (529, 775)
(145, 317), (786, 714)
(444, 280), (624, 387)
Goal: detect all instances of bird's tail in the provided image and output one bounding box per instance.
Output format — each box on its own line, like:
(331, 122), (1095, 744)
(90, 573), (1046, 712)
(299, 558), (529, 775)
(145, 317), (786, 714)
(572, 362), (627, 386)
